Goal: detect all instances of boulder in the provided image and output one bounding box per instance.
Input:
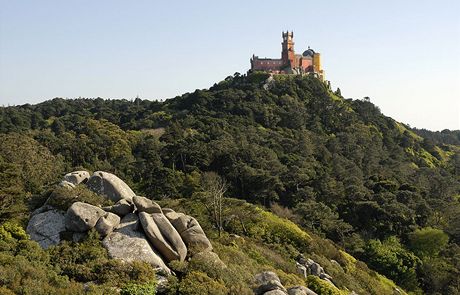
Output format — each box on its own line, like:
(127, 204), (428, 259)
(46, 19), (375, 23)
(65, 202), (106, 232)
(309, 262), (325, 277)
(86, 171), (135, 202)
(296, 262), (307, 278)
(133, 196), (162, 214)
(102, 213), (170, 274)
(254, 271), (287, 295)
(181, 222), (213, 253)
(27, 208), (66, 249)
(95, 212), (121, 237)
(64, 171), (90, 185)
(138, 212), (180, 262)
(151, 213), (187, 261)
(287, 286), (318, 295)
(265, 290), (287, 295)
(166, 212), (212, 253)
(103, 199), (134, 216)
(58, 180), (76, 189)
(161, 208), (175, 214)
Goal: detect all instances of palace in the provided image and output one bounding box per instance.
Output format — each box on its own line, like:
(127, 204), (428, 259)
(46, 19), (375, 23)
(250, 31), (325, 80)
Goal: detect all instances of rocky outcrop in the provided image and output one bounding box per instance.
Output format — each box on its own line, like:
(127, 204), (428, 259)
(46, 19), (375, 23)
(64, 171), (90, 185)
(254, 271), (317, 295)
(26, 207), (66, 249)
(254, 271), (287, 295)
(86, 171), (135, 202)
(133, 196), (162, 214)
(65, 202), (106, 232)
(95, 212), (120, 237)
(139, 212), (181, 262)
(102, 213), (170, 274)
(103, 199), (133, 216)
(297, 255), (336, 287)
(165, 210), (213, 254)
(287, 286), (318, 295)
(27, 170), (218, 276)
(151, 212), (187, 261)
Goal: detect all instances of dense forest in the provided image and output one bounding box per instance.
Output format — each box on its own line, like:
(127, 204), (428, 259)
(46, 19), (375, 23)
(0, 72), (459, 294)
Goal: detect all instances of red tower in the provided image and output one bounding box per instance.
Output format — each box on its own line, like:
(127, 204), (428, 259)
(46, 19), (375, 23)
(281, 31), (295, 68)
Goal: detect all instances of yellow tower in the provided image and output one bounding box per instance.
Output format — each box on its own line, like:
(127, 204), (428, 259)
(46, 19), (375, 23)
(313, 53), (321, 72)
(313, 53), (325, 80)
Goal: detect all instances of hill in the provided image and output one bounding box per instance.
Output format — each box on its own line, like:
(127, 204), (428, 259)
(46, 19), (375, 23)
(0, 72), (459, 294)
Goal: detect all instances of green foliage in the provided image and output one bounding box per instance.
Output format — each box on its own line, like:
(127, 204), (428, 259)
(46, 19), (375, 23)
(364, 236), (421, 291)
(306, 275), (344, 295)
(408, 227), (449, 257)
(0, 73), (459, 293)
(120, 281), (157, 295)
(178, 271), (228, 295)
(46, 184), (113, 211)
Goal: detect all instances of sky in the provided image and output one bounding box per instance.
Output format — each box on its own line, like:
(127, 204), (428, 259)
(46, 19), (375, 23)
(0, 0), (459, 131)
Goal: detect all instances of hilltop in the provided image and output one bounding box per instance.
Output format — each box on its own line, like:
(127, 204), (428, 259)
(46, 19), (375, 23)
(0, 72), (459, 294)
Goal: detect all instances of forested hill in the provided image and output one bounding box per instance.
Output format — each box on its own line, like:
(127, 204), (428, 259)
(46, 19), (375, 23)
(1, 72), (459, 294)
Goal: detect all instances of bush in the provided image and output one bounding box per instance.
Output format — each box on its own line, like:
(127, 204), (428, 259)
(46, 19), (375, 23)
(46, 184), (113, 211)
(178, 271), (228, 295)
(306, 275), (344, 295)
(120, 281), (157, 295)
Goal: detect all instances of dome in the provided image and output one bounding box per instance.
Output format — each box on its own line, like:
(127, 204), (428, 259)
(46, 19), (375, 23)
(302, 49), (315, 57)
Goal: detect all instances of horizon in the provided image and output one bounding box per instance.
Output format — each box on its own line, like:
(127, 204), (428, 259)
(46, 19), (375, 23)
(1, 0), (459, 131)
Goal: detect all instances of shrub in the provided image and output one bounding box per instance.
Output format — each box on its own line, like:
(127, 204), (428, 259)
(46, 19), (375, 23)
(178, 271), (228, 295)
(306, 275), (344, 295)
(120, 281), (157, 295)
(46, 184), (113, 211)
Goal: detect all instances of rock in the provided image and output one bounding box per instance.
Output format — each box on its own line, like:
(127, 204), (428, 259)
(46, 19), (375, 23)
(86, 171), (135, 202)
(103, 199), (134, 216)
(309, 262), (325, 277)
(133, 196), (162, 214)
(287, 286), (318, 295)
(59, 180), (76, 189)
(64, 171), (90, 185)
(95, 212), (121, 237)
(151, 213), (187, 261)
(138, 212), (180, 262)
(320, 273), (333, 280)
(264, 290), (287, 295)
(102, 213), (170, 273)
(162, 208), (174, 214)
(65, 202), (106, 232)
(31, 204), (55, 216)
(296, 262), (307, 278)
(27, 208), (66, 249)
(181, 222), (213, 253)
(166, 213), (212, 253)
(254, 271), (287, 295)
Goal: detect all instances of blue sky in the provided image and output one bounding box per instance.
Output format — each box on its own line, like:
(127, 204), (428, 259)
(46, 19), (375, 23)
(0, 0), (459, 131)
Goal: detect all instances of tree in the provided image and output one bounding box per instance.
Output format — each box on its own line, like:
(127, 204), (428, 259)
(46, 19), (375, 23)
(200, 172), (228, 237)
(408, 227), (449, 257)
